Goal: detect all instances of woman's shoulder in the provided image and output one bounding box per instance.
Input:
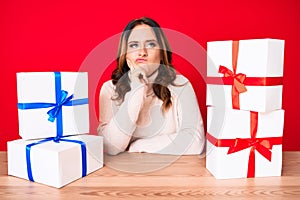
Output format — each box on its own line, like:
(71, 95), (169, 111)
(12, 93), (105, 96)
(173, 74), (190, 85)
(102, 79), (114, 86)
(168, 74), (191, 94)
(100, 80), (115, 93)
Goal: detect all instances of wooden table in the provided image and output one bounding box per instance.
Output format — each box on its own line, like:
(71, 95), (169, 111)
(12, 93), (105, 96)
(1, 151), (300, 199)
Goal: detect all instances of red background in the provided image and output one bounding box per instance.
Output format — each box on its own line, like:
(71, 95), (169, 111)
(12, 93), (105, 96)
(1, 0), (299, 151)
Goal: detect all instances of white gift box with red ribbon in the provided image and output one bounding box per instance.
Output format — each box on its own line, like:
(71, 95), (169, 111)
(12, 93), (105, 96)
(206, 106), (284, 179)
(206, 39), (284, 112)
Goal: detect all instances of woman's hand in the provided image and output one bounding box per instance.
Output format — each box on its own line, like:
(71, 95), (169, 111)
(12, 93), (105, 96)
(127, 59), (148, 85)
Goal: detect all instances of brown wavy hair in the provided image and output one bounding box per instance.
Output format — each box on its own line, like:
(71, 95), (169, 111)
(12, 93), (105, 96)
(111, 17), (177, 112)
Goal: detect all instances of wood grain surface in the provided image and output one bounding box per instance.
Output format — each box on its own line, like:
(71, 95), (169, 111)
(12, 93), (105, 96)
(1, 151), (299, 199)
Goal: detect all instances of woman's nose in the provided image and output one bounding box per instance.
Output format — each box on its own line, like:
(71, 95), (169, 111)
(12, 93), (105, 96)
(138, 47), (148, 57)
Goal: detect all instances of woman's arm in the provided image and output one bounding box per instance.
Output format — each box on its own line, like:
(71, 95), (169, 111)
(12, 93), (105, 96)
(98, 80), (146, 155)
(128, 81), (205, 155)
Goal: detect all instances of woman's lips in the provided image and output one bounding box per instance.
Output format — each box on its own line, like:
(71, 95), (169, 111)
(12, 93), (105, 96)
(136, 58), (147, 63)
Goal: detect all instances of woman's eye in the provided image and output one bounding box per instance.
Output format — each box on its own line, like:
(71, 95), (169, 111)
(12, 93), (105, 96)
(146, 42), (157, 48)
(129, 43), (138, 48)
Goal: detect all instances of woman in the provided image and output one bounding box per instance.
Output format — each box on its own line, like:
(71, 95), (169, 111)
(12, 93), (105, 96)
(98, 17), (205, 155)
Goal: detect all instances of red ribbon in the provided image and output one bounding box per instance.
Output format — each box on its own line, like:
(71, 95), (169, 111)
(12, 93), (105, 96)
(206, 40), (283, 109)
(206, 111), (282, 178)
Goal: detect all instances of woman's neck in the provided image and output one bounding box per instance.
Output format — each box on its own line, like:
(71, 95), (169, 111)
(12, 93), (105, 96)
(147, 69), (159, 84)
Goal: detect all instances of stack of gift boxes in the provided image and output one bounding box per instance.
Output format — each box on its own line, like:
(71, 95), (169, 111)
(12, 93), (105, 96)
(205, 39), (285, 179)
(7, 72), (103, 188)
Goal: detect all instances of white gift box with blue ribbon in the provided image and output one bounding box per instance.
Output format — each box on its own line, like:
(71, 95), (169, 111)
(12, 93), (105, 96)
(17, 72), (89, 140)
(7, 135), (103, 188)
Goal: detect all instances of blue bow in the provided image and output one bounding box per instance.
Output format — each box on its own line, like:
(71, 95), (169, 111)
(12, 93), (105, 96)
(47, 90), (73, 122)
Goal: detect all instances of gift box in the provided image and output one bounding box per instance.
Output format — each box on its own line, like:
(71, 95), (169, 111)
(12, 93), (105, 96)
(17, 72), (89, 140)
(206, 39), (284, 112)
(7, 135), (103, 188)
(206, 106), (284, 179)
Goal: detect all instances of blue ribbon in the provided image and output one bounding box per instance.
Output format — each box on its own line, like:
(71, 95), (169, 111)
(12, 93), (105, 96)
(17, 72), (88, 137)
(18, 72), (88, 182)
(26, 136), (87, 182)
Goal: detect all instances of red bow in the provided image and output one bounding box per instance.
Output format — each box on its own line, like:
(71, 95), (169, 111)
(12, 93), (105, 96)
(219, 65), (247, 93)
(227, 137), (274, 161)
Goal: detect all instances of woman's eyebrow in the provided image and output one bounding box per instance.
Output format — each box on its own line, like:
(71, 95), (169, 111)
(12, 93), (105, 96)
(128, 40), (138, 43)
(145, 39), (158, 42)
(128, 39), (158, 44)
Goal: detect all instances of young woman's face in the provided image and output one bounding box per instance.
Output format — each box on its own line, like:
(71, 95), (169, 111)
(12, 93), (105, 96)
(126, 24), (161, 77)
